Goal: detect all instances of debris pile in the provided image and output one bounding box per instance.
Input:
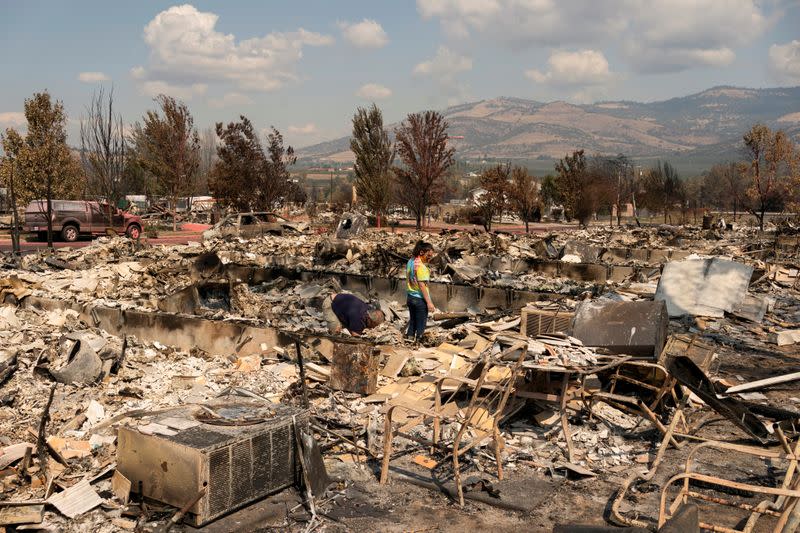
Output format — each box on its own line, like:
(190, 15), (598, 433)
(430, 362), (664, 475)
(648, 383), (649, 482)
(0, 222), (798, 531)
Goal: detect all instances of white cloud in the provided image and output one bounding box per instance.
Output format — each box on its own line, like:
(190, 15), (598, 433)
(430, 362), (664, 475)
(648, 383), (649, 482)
(135, 4), (333, 95)
(288, 123), (318, 135)
(78, 71), (110, 83)
(526, 50), (614, 86)
(208, 92), (253, 108)
(0, 112), (26, 129)
(769, 40), (800, 82)
(413, 46), (472, 81)
(138, 80), (208, 100)
(417, 0), (773, 73)
(338, 19), (388, 48)
(356, 83), (392, 100)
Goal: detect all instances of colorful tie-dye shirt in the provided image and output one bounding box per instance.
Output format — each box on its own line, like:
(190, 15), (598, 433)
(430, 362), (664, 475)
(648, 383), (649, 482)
(406, 257), (430, 299)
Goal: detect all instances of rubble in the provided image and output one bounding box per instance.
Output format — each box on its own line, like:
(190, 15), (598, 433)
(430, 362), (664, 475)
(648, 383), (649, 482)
(0, 221), (797, 531)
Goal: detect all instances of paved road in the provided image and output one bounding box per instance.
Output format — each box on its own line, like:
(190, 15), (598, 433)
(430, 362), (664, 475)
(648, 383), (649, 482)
(0, 233), (206, 253)
(0, 220), (578, 253)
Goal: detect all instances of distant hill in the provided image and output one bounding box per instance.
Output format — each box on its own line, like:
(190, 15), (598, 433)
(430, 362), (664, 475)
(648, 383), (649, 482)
(297, 86), (800, 167)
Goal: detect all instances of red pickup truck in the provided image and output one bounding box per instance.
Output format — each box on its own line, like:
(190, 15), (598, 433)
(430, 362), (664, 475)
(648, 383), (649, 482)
(23, 200), (143, 241)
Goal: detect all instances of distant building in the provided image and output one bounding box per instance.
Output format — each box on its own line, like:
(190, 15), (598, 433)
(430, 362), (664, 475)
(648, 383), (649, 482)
(612, 203), (635, 218)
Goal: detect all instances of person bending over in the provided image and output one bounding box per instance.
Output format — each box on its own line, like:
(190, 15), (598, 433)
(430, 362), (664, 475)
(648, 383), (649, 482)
(406, 241), (437, 341)
(323, 293), (385, 336)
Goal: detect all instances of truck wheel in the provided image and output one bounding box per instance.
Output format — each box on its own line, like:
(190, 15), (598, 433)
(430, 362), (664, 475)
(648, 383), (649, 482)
(126, 224), (141, 239)
(61, 225), (78, 242)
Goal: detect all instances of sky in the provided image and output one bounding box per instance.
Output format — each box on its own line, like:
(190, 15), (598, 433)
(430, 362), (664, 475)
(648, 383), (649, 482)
(1, 0), (799, 149)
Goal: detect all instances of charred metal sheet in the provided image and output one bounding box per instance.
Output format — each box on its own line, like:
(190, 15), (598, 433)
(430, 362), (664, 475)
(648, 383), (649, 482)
(665, 355), (770, 443)
(656, 258), (752, 318)
(572, 300), (668, 358)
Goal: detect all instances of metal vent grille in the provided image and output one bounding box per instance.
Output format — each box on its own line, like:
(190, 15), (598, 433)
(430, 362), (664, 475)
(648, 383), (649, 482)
(270, 424), (294, 489)
(520, 308), (574, 337)
(230, 440), (252, 506)
(209, 447), (230, 517)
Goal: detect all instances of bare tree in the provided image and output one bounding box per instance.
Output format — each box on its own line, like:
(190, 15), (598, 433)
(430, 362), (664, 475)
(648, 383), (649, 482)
(351, 104), (394, 228)
(197, 126), (217, 195)
(80, 87), (126, 219)
(509, 166), (540, 233)
(131, 95), (200, 231)
(394, 111), (455, 230)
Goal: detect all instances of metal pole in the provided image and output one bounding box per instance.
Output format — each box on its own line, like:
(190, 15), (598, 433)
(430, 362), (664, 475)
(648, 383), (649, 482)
(294, 339), (310, 408)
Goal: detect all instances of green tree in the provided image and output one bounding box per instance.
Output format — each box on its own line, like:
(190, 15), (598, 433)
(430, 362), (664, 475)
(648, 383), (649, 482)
(509, 166), (540, 233)
(351, 104), (394, 228)
(394, 111), (455, 230)
(8, 92), (83, 247)
(539, 174), (560, 207)
(131, 95), (200, 231)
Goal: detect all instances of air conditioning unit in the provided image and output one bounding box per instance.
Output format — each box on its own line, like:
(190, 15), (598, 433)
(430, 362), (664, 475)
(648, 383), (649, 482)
(117, 401), (308, 526)
(520, 306), (574, 337)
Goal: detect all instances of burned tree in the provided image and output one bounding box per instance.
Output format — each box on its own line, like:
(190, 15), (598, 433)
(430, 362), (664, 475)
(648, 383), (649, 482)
(739, 124), (795, 230)
(259, 127), (296, 210)
(554, 150), (592, 225)
(640, 161), (683, 224)
(351, 104), (394, 228)
(477, 163), (510, 231)
(0, 129), (24, 254)
(394, 111), (455, 230)
(10, 92), (83, 248)
(132, 95), (200, 231)
(80, 88), (126, 218)
(509, 166), (540, 233)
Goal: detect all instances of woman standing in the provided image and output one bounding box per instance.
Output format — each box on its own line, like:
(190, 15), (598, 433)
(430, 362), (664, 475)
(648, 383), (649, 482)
(406, 241), (436, 341)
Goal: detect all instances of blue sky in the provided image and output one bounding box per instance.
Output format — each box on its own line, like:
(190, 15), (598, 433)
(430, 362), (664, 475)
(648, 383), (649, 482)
(1, 1), (799, 148)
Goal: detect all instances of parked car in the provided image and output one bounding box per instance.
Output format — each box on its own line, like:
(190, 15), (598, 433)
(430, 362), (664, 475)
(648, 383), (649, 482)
(23, 200), (143, 242)
(202, 212), (305, 241)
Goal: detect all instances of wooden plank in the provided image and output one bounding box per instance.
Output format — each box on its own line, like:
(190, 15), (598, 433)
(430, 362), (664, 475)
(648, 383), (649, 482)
(380, 351), (411, 378)
(0, 443), (34, 470)
(47, 479), (103, 518)
(725, 371), (800, 394)
(0, 505), (44, 526)
(111, 470), (131, 506)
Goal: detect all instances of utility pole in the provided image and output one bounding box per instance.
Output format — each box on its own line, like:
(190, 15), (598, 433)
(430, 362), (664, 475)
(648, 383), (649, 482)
(329, 170), (333, 205)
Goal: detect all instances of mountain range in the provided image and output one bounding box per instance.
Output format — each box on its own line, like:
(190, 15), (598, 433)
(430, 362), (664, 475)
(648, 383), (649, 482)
(298, 86), (800, 165)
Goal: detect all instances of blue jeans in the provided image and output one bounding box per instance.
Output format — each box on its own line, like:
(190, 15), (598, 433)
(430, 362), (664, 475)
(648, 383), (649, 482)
(407, 296), (428, 340)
